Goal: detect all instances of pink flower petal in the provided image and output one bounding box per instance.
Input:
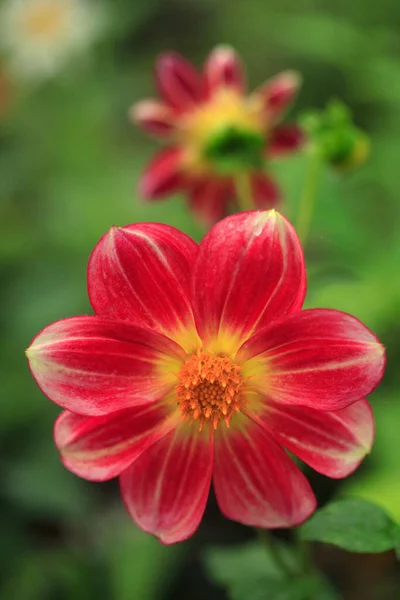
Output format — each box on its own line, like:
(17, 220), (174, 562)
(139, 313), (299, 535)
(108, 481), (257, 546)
(88, 223), (199, 352)
(155, 52), (202, 111)
(239, 309), (385, 411)
(268, 125), (305, 157)
(191, 211), (306, 353)
(249, 398), (374, 478)
(54, 403), (177, 481)
(213, 419), (316, 528)
(120, 424), (213, 544)
(139, 148), (184, 200)
(253, 70), (301, 123)
(26, 316), (186, 415)
(188, 178), (231, 225)
(130, 99), (175, 137)
(250, 173), (281, 209)
(204, 45), (245, 95)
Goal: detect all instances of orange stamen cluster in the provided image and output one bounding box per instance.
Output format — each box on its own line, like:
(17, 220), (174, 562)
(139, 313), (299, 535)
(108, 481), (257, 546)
(175, 349), (244, 431)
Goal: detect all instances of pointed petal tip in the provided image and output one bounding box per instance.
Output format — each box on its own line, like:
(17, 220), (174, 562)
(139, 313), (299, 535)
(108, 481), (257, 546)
(251, 208), (279, 233)
(155, 52), (201, 110)
(109, 224), (125, 236)
(138, 176), (153, 200)
(256, 208), (292, 229)
(128, 102), (151, 126)
(139, 149), (183, 200)
(210, 44), (237, 59)
(156, 50), (181, 67)
(25, 342), (43, 363)
(256, 69), (303, 121)
(205, 45), (245, 94)
(101, 225), (124, 247)
(279, 69), (303, 90)
(129, 99), (175, 136)
(155, 52), (179, 80)
(128, 102), (141, 123)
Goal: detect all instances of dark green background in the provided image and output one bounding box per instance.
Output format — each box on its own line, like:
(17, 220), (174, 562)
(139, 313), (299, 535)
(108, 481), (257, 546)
(1, 0), (399, 598)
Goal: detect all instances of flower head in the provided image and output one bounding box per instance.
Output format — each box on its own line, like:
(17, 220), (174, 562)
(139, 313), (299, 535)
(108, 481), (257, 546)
(26, 211), (385, 544)
(0, 0), (104, 81)
(131, 47), (305, 223)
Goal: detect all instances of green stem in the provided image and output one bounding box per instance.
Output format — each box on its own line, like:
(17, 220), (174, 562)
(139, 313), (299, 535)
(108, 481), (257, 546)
(235, 172), (254, 211)
(296, 537), (313, 575)
(257, 529), (294, 578)
(296, 150), (321, 245)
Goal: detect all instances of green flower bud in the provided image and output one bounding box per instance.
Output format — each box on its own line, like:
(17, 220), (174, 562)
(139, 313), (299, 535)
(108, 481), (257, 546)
(301, 100), (370, 171)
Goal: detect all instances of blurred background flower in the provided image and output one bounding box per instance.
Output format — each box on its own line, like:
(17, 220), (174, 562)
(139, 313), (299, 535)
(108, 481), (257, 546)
(0, 0), (104, 81)
(1, 0), (400, 599)
(0, 60), (12, 116)
(131, 46), (303, 224)
(301, 99), (370, 171)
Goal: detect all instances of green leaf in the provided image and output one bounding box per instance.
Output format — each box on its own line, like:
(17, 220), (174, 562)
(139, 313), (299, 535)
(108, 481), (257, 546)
(205, 542), (339, 600)
(205, 541), (296, 585)
(229, 576), (336, 600)
(104, 517), (185, 600)
(299, 498), (399, 553)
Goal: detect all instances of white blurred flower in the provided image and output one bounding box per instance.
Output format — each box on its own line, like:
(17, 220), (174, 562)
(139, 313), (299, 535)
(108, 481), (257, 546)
(0, 0), (104, 80)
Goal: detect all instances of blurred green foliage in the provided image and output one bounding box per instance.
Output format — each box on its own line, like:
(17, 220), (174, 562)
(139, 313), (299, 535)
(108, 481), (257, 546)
(1, 0), (400, 598)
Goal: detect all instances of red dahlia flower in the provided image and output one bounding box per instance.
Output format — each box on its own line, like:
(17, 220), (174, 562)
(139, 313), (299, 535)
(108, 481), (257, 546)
(131, 46), (304, 223)
(26, 211), (385, 544)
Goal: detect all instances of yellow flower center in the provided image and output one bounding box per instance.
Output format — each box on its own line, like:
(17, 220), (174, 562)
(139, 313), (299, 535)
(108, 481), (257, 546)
(177, 88), (265, 175)
(175, 349), (245, 431)
(21, 1), (67, 39)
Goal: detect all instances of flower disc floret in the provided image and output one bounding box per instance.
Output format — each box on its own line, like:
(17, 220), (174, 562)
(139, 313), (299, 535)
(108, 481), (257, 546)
(176, 349), (244, 431)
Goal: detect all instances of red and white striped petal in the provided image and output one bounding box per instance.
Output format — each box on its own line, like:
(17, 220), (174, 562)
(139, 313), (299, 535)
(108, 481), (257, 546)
(213, 419), (316, 528)
(54, 402), (178, 481)
(129, 99), (176, 137)
(188, 178), (231, 225)
(27, 316), (185, 415)
(250, 172), (281, 209)
(88, 223), (199, 352)
(253, 71), (301, 123)
(239, 309), (385, 411)
(249, 398), (374, 479)
(139, 148), (184, 200)
(120, 423), (213, 544)
(268, 125), (305, 157)
(191, 211), (306, 354)
(155, 52), (202, 111)
(204, 45), (245, 95)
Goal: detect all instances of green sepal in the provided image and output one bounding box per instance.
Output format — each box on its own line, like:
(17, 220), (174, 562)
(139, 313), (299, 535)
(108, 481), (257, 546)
(204, 125), (264, 174)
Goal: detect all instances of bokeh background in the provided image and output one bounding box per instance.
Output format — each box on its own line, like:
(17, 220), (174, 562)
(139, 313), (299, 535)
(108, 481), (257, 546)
(1, 0), (400, 598)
